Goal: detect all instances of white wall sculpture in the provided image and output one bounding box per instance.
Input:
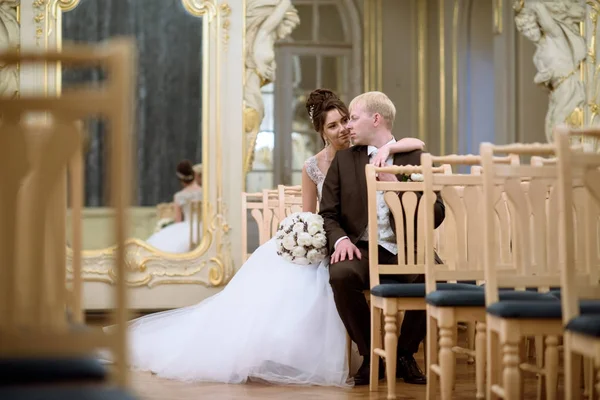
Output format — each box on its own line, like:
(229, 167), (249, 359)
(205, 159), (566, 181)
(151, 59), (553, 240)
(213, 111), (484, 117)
(514, 0), (587, 144)
(243, 0), (299, 176)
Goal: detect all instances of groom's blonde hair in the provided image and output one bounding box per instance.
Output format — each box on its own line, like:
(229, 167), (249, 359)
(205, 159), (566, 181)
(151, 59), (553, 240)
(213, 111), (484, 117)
(349, 91), (396, 129)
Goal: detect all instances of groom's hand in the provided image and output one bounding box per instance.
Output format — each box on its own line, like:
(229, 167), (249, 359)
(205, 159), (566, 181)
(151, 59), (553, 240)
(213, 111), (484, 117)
(331, 238), (361, 264)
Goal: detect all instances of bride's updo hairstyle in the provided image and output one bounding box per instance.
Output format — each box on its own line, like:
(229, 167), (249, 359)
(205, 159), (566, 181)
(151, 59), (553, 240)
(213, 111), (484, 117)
(176, 160), (196, 184)
(305, 89), (349, 146)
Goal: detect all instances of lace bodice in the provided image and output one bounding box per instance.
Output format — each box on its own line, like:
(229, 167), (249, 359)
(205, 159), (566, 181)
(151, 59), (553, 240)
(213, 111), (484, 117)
(174, 189), (203, 221)
(304, 156), (326, 201)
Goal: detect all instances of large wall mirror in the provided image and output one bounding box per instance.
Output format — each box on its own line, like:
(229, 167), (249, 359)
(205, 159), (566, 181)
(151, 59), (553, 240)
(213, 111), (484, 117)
(58, 0), (232, 308)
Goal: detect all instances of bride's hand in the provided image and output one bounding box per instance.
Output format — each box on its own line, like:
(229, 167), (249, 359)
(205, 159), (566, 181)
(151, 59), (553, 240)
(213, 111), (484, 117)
(371, 145), (391, 167)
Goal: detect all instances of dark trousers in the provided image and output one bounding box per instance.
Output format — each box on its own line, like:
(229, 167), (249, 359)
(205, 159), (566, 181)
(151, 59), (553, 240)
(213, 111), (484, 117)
(329, 241), (426, 358)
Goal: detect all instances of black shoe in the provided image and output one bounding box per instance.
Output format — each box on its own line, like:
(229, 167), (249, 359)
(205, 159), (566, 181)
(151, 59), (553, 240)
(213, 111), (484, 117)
(354, 358), (384, 386)
(396, 355), (427, 384)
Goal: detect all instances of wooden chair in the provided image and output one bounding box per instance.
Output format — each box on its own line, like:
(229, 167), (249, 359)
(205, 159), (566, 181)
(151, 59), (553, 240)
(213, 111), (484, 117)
(277, 184), (303, 218)
(365, 163), (481, 400)
(240, 185), (303, 263)
(422, 154), (536, 400)
(241, 190), (277, 262)
(555, 125), (600, 400)
(156, 202), (176, 220)
(480, 142), (600, 400)
(0, 40), (135, 396)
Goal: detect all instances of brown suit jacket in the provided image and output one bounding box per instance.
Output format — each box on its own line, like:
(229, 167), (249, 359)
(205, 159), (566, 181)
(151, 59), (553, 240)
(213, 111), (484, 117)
(319, 146), (445, 257)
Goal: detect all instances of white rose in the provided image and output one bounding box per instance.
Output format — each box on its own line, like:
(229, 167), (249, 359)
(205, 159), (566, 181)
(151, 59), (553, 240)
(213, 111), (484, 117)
(307, 221), (322, 236)
(292, 246), (307, 257)
(410, 173), (424, 182)
(308, 213), (323, 224)
(282, 234), (297, 250)
(282, 253), (294, 262)
(311, 233), (327, 249)
(294, 257), (310, 265)
(299, 212), (313, 220)
(307, 249), (324, 264)
(297, 232), (312, 246)
(292, 222), (305, 233)
(276, 240), (285, 253)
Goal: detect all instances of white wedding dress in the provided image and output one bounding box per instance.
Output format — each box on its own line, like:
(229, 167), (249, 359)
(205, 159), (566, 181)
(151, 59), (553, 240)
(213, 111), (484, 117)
(145, 189), (203, 253)
(119, 157), (361, 387)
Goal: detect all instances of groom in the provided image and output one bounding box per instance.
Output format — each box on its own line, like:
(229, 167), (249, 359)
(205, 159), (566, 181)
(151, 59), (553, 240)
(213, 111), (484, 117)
(319, 91), (445, 386)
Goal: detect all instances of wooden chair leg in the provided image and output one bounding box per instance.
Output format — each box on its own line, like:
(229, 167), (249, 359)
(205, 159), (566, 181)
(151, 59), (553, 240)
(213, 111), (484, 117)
(475, 321), (486, 400)
(438, 312), (456, 400)
(535, 335), (545, 399)
(564, 341), (582, 400)
(426, 314), (439, 400)
(592, 358), (600, 396)
(487, 328), (500, 400)
(501, 333), (522, 400)
(544, 335), (559, 400)
(467, 322), (476, 364)
(370, 307), (382, 391)
(584, 356), (593, 399)
(383, 300), (398, 400)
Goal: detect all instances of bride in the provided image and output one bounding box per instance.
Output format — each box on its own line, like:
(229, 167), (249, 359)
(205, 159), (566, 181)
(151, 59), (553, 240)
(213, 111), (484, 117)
(117, 89), (425, 387)
(145, 160), (202, 253)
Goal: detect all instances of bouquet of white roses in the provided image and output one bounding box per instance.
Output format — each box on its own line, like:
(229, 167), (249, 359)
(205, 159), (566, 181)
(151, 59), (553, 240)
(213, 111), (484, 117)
(275, 212), (328, 265)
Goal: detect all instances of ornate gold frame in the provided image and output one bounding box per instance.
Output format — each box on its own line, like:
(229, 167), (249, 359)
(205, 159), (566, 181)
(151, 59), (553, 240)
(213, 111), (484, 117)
(49, 0), (234, 289)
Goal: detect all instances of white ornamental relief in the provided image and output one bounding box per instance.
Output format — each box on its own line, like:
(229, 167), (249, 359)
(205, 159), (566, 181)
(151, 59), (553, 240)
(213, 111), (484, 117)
(0, 0), (19, 98)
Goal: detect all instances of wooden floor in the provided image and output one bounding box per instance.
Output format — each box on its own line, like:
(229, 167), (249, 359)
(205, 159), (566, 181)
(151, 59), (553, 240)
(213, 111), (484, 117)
(128, 349), (548, 400)
(87, 315), (554, 399)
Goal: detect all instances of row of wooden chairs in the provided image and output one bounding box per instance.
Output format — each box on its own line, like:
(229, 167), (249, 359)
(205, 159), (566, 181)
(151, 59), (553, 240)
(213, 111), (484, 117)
(365, 125), (600, 400)
(241, 184), (302, 262)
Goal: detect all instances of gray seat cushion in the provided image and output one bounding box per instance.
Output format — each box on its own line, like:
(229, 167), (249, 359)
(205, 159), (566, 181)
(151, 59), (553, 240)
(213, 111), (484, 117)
(0, 357), (107, 385)
(566, 314), (600, 338)
(371, 282), (481, 298)
(0, 387), (136, 400)
(487, 300), (600, 319)
(426, 289), (556, 307)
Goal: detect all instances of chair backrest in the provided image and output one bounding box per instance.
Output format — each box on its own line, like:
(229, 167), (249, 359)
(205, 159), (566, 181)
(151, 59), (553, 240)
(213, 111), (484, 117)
(480, 142), (572, 305)
(365, 163), (447, 288)
(277, 184), (303, 217)
(266, 185), (302, 239)
(555, 125), (600, 324)
(156, 202), (176, 220)
(422, 154), (515, 292)
(0, 39), (134, 387)
(241, 191), (273, 262)
(241, 185), (302, 262)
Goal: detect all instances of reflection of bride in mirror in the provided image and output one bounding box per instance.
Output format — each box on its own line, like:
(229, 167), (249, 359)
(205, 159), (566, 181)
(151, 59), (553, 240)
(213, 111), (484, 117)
(146, 160), (202, 253)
